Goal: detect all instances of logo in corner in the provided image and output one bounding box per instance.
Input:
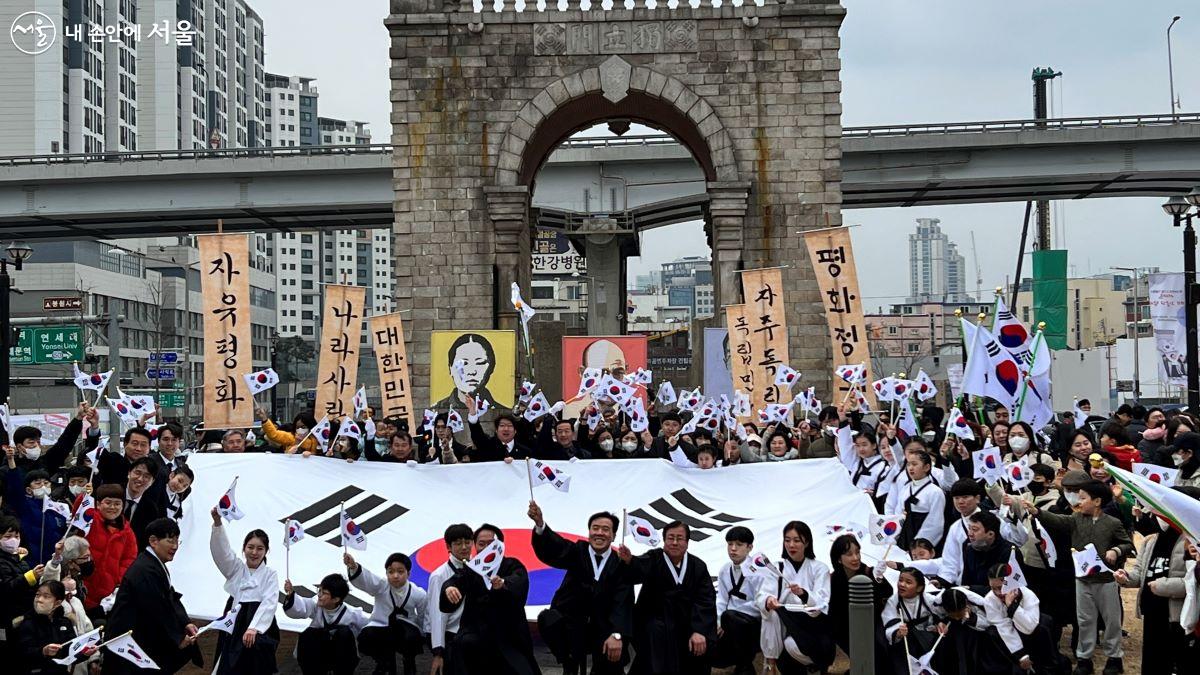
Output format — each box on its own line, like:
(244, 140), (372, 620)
(10, 12), (57, 55)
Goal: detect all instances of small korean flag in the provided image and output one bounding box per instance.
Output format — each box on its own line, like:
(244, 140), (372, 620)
(626, 514), (661, 547)
(1133, 462), (1179, 487)
(216, 478), (245, 521)
(468, 538), (505, 580)
(242, 368), (280, 396)
(869, 514), (905, 546)
(340, 505), (368, 551)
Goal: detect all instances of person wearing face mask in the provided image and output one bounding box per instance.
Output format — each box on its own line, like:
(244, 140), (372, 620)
(6, 403), (89, 477)
(41, 537), (93, 594)
(0, 515), (44, 664)
(613, 429), (652, 459)
(55, 576), (96, 675)
(589, 429), (617, 458)
(2, 457), (69, 565)
(1135, 407), (1169, 466)
(1114, 486), (1200, 675)
(1003, 421), (1060, 471)
(51, 467), (92, 506)
(15, 580), (76, 674)
(1170, 432), (1200, 488)
(255, 406), (319, 455)
(72, 483), (137, 621)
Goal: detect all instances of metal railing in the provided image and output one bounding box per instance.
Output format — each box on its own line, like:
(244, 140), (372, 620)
(841, 112), (1200, 138)
(0, 143), (395, 166)
(3, 112), (1198, 165)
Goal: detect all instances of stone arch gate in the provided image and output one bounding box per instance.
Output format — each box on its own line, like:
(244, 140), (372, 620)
(387, 0), (846, 403)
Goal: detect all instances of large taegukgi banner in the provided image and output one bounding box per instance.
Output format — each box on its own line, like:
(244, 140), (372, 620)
(1148, 273), (1189, 386)
(175, 455), (882, 630)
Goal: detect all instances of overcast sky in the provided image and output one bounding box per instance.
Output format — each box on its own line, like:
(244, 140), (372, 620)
(253, 1), (1199, 311)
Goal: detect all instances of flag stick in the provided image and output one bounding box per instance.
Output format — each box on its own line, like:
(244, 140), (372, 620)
(341, 501), (346, 554)
(524, 458), (535, 502)
(286, 544), (290, 581)
(928, 631), (945, 658)
(903, 635), (913, 675)
(840, 382), (858, 405)
(882, 543), (894, 561)
(621, 508), (628, 547)
(40, 510), (46, 560)
(96, 630), (134, 650)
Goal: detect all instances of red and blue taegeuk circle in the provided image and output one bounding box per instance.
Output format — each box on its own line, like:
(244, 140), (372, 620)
(882, 521), (899, 536)
(408, 528), (584, 606)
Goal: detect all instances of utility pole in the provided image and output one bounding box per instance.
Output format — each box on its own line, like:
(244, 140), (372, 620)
(1032, 66), (1063, 250)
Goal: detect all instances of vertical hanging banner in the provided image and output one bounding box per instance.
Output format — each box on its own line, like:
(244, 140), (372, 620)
(315, 285), (367, 418)
(1148, 272), (1188, 386)
(804, 228), (877, 408)
(739, 268), (790, 414)
(198, 234), (254, 429)
(369, 312), (416, 432)
(725, 305), (755, 418)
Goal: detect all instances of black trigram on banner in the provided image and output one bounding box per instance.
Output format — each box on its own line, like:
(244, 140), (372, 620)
(628, 489), (750, 542)
(280, 485), (409, 546)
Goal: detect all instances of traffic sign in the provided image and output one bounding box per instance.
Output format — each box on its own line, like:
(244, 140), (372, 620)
(149, 352), (179, 363)
(128, 391), (185, 408)
(9, 326), (84, 365)
(145, 368), (177, 380)
(43, 297), (83, 311)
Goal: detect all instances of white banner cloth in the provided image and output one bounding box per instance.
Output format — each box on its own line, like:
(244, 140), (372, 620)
(176, 455), (881, 630)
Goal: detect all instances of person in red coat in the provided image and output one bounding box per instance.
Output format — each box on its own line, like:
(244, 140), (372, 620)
(72, 483), (137, 620)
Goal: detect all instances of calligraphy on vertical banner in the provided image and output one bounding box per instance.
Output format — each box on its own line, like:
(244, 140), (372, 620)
(198, 234), (253, 429)
(803, 227), (877, 407)
(369, 312), (416, 433)
(739, 268), (790, 416)
(315, 285), (366, 419)
(724, 305), (754, 420)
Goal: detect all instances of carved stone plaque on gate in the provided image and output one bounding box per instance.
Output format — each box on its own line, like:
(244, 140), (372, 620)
(534, 21), (698, 55)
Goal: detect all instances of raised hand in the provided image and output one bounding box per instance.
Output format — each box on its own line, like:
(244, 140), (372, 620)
(527, 501), (544, 528)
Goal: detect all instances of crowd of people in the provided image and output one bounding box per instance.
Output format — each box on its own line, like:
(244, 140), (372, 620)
(1, 387), (1200, 674)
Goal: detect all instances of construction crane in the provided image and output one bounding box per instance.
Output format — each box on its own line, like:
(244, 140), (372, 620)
(970, 231), (983, 300)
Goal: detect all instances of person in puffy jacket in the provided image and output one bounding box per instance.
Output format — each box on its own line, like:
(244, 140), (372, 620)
(1098, 421), (1139, 472)
(254, 405), (319, 454)
(73, 483), (137, 619)
(15, 580), (76, 675)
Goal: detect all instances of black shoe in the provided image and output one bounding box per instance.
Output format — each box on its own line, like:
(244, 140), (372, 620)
(1073, 659), (1094, 675)
(1102, 657), (1124, 675)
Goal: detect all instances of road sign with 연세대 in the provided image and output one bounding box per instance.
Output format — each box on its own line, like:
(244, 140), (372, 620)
(9, 326), (84, 364)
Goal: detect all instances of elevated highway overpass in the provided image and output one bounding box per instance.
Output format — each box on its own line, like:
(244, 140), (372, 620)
(1, 113), (1198, 241)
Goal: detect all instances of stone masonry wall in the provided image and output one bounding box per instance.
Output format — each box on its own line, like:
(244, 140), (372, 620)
(388, 0), (846, 405)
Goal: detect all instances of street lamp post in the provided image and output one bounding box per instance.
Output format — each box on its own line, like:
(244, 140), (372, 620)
(1163, 191), (1200, 409)
(1168, 16), (1182, 118)
(0, 242), (34, 405)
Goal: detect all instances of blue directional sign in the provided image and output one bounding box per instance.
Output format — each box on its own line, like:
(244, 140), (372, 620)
(145, 368), (177, 380)
(149, 352), (179, 363)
